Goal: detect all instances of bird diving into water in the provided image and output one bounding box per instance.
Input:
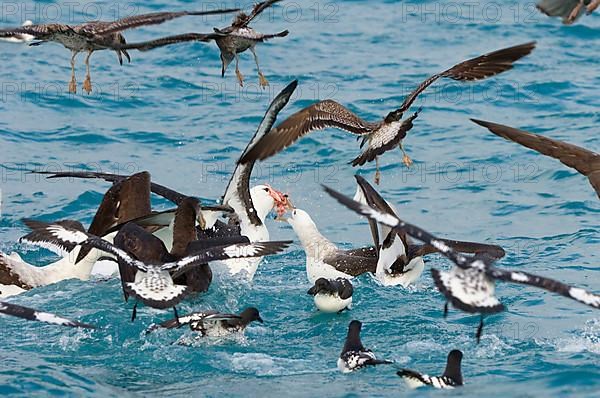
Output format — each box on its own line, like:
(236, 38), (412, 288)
(239, 42), (536, 184)
(112, 0), (289, 88)
(0, 8), (240, 94)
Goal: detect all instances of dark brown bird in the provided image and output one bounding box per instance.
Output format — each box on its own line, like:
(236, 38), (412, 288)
(0, 8), (239, 93)
(472, 119), (600, 200)
(537, 0), (600, 24)
(113, 0), (288, 88)
(239, 42), (536, 184)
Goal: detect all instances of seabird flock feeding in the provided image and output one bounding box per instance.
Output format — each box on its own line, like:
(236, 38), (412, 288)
(0, 0), (598, 392)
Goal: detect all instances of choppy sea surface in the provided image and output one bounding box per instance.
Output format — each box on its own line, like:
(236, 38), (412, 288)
(0, 1), (599, 396)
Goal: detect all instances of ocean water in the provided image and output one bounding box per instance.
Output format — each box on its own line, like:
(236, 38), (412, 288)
(0, 0), (599, 396)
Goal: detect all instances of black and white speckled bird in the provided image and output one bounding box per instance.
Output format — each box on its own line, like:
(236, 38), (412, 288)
(307, 277), (353, 313)
(239, 42), (536, 184)
(113, 0), (288, 87)
(472, 119), (600, 200)
(0, 301), (94, 328)
(397, 350), (463, 389)
(17, 220), (290, 321)
(537, 0), (600, 24)
(152, 307), (263, 337)
(338, 320), (392, 373)
(0, 8), (239, 93)
(323, 185), (600, 342)
(353, 175), (505, 287)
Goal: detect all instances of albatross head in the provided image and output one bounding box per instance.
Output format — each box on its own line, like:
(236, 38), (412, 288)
(249, 184), (291, 222)
(286, 208), (318, 233)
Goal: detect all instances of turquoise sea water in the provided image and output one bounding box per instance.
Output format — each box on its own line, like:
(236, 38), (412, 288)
(0, 1), (599, 396)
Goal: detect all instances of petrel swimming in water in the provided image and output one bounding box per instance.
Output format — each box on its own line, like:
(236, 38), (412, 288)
(0, 8), (239, 93)
(239, 42), (536, 183)
(472, 119), (600, 200)
(323, 185), (600, 342)
(113, 0), (289, 87)
(397, 350), (463, 389)
(338, 320), (392, 373)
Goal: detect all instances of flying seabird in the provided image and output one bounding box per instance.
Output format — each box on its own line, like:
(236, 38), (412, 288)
(0, 20), (34, 43)
(22, 220), (290, 320)
(397, 350), (463, 389)
(537, 0), (599, 24)
(338, 320), (392, 373)
(0, 301), (95, 329)
(307, 277), (353, 313)
(472, 119), (600, 200)
(151, 307), (263, 337)
(239, 42), (536, 183)
(323, 185), (600, 342)
(286, 208), (378, 283)
(0, 171), (152, 298)
(354, 175), (506, 287)
(0, 8), (239, 93)
(114, 0), (288, 87)
(32, 80), (298, 279)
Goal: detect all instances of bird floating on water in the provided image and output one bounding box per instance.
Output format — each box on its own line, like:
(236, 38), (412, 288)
(338, 320), (392, 373)
(397, 350), (463, 389)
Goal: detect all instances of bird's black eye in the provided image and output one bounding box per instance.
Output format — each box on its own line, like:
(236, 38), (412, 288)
(263, 187), (269, 192)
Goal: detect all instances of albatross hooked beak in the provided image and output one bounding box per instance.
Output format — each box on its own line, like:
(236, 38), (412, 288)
(266, 187), (294, 222)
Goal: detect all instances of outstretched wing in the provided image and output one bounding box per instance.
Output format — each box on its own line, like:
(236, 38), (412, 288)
(397, 369), (432, 389)
(233, 0), (284, 28)
(83, 9), (240, 36)
(30, 170), (195, 206)
(111, 32), (220, 51)
(0, 301), (95, 328)
(80, 235), (146, 271)
(222, 80), (298, 227)
(20, 219), (90, 254)
(240, 100), (377, 163)
(488, 268), (600, 309)
(322, 185), (485, 271)
(0, 23), (62, 40)
(472, 119), (600, 199)
(20, 219), (86, 255)
(168, 240), (291, 275)
(390, 42), (536, 118)
(412, 239), (506, 260)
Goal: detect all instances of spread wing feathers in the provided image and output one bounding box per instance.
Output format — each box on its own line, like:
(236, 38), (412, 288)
(351, 109), (420, 166)
(240, 100), (377, 163)
(394, 42), (536, 115)
(232, 29), (289, 41)
(472, 119), (600, 199)
(397, 369), (433, 388)
(30, 170), (198, 206)
(112, 33), (216, 51)
(171, 240), (291, 276)
(20, 219), (90, 254)
(158, 311), (216, 329)
(488, 268), (600, 309)
(324, 252), (377, 275)
(233, 0), (284, 27)
(0, 23), (65, 40)
(20, 219), (86, 255)
(353, 182), (380, 249)
(0, 301), (95, 328)
(413, 239), (506, 260)
(88, 9), (240, 36)
(322, 185), (484, 270)
(222, 80), (298, 227)
(431, 267), (505, 314)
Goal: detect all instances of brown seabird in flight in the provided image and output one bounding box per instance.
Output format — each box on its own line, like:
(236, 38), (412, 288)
(472, 119), (600, 200)
(0, 8), (239, 93)
(239, 42), (536, 184)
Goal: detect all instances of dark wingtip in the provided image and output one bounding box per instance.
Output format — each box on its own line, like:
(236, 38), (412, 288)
(470, 118), (492, 128)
